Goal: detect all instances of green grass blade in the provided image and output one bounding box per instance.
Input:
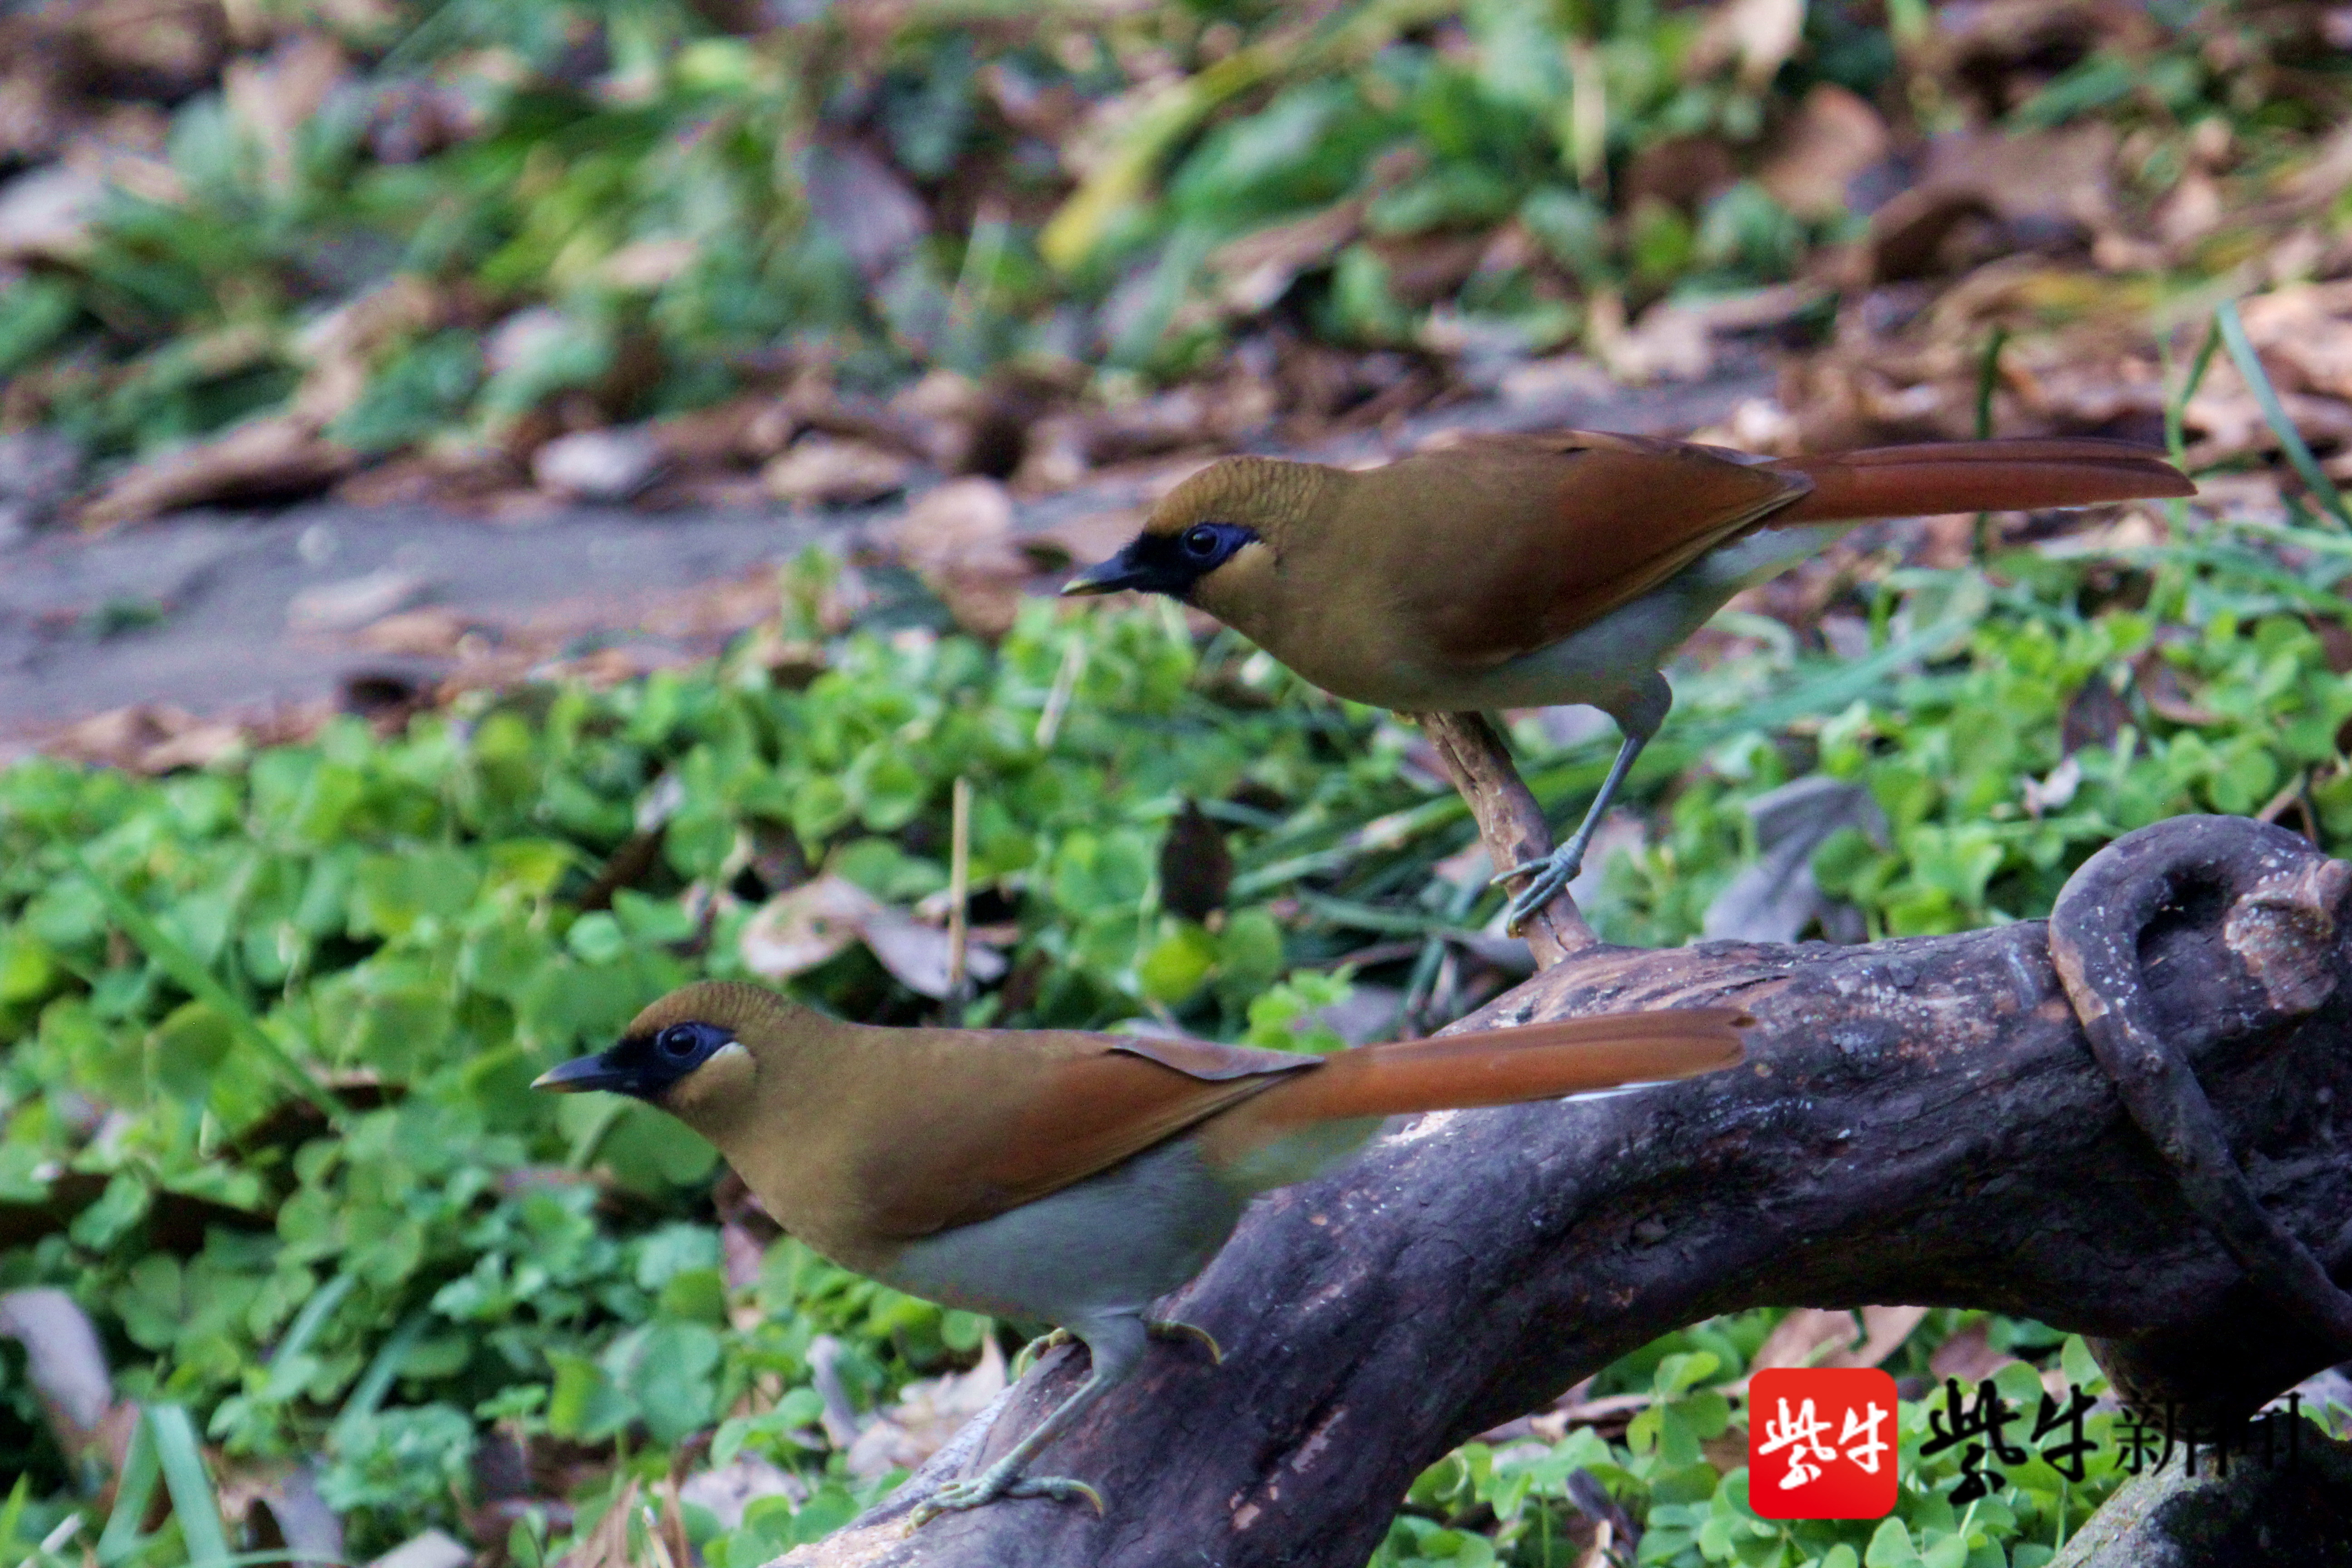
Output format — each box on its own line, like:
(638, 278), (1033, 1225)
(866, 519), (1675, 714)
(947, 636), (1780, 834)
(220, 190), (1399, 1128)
(96, 1411), (160, 1566)
(2164, 321), (2221, 468)
(271, 1273), (356, 1368)
(1297, 892), (1473, 938)
(335, 1307), (432, 1440)
(1690, 608), (1971, 740)
(147, 1405), (231, 1568)
(1975, 324), (2008, 439)
(0, 1475), (29, 1561)
(2215, 298), (2352, 528)
(1974, 323), (2010, 561)
(1232, 794), (1466, 899)
(45, 833), (346, 1127)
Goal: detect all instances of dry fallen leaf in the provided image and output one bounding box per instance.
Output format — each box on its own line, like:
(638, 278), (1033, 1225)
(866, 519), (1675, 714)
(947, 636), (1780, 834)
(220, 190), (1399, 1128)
(737, 872), (1007, 996)
(1748, 1305), (1929, 1376)
(533, 426), (668, 502)
(290, 274), (446, 426)
(0, 36), (78, 165)
(44, 704), (252, 774)
(1758, 84), (1889, 218)
(286, 569), (434, 634)
(355, 607), (478, 658)
(679, 1455), (804, 1529)
(1926, 1321), (2017, 1386)
(1205, 202), (1363, 314)
(364, 1528), (470, 1568)
(599, 235), (701, 291)
(804, 134), (928, 283)
(2234, 280), (2352, 402)
(1588, 291), (1713, 384)
(78, 414), (356, 530)
(1022, 506), (1145, 578)
(2022, 754), (2083, 818)
(1701, 775), (1886, 944)
(223, 33), (348, 196)
(844, 1336), (1009, 1479)
(1158, 799), (1234, 921)
(74, 0), (227, 92)
(761, 437), (914, 507)
(2136, 653), (2224, 727)
(2156, 168), (2225, 247)
(1686, 0), (1806, 89)
(881, 477), (1031, 637)
(0, 163), (103, 262)
(0, 1288), (115, 1459)
(1497, 353), (1617, 410)
(858, 903), (1007, 1000)
(739, 875), (881, 979)
(887, 369), (996, 470)
(214, 1463), (343, 1568)
(1368, 230), (1490, 309)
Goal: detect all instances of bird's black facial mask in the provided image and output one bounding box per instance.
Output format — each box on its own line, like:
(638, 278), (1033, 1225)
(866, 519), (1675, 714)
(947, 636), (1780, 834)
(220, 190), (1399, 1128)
(534, 1021), (734, 1101)
(1060, 522), (1257, 601)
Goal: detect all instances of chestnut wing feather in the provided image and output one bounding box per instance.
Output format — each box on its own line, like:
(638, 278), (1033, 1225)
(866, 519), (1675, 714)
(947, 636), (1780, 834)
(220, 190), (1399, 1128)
(1385, 433), (1810, 670)
(855, 1032), (1318, 1238)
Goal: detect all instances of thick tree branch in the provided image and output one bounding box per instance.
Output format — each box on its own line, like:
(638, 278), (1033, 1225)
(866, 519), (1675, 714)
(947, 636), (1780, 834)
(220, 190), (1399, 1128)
(2054, 1429), (2352, 1566)
(2050, 819), (2352, 1392)
(782, 816), (2352, 1568)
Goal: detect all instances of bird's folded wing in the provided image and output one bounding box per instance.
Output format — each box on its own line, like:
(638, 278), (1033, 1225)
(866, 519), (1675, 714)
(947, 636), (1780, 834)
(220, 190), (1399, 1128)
(1399, 433), (1811, 669)
(855, 1032), (1317, 1239)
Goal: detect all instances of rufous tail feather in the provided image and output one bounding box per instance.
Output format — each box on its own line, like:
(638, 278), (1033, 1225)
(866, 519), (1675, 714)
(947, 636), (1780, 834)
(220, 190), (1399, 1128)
(1768, 438), (2193, 524)
(1196, 1007), (1749, 1163)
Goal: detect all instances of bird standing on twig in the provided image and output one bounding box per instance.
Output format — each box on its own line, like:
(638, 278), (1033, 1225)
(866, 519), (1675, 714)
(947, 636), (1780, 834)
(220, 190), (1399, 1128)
(1063, 431), (2194, 930)
(534, 980), (1749, 1521)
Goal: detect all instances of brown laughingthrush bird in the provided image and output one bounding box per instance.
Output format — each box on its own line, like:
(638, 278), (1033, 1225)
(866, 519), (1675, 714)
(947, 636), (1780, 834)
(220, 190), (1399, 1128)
(534, 981), (1749, 1520)
(1061, 432), (2195, 929)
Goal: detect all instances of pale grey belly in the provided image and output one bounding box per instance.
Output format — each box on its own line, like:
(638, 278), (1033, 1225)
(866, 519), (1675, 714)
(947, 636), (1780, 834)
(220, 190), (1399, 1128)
(874, 1137), (1248, 1325)
(1362, 524), (1844, 717)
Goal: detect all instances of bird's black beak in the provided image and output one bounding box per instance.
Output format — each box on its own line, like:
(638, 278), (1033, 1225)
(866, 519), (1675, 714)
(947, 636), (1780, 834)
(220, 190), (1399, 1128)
(533, 1049), (638, 1095)
(1060, 544), (1151, 597)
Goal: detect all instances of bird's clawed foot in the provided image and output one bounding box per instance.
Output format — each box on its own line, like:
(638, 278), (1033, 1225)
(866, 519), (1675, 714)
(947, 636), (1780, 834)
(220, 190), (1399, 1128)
(908, 1471), (1104, 1529)
(1011, 1327), (1073, 1379)
(940, 1316), (1210, 1530)
(1147, 1317), (1223, 1364)
(1014, 1320), (1218, 1377)
(1493, 843), (1584, 934)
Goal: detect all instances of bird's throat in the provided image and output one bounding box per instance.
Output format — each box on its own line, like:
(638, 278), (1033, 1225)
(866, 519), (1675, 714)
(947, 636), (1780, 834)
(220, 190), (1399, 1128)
(657, 1040), (761, 1140)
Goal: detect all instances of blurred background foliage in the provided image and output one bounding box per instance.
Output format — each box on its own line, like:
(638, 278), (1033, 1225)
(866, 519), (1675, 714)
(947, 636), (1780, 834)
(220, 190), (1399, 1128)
(0, 0), (2347, 485)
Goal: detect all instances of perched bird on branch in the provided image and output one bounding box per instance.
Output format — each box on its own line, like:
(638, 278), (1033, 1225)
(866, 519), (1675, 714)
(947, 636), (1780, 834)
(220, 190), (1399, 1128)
(1063, 431), (2194, 930)
(534, 980), (1749, 1520)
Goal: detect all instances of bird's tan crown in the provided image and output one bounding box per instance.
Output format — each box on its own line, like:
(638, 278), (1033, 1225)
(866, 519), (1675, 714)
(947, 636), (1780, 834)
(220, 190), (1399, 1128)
(1141, 456), (1331, 546)
(625, 980), (812, 1047)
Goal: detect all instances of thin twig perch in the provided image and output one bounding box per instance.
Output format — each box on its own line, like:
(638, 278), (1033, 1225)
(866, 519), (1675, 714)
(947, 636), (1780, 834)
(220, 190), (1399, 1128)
(1411, 711), (1593, 967)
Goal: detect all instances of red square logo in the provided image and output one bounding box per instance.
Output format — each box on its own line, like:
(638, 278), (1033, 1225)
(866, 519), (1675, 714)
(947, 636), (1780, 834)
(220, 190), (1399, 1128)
(1748, 1367), (1900, 1519)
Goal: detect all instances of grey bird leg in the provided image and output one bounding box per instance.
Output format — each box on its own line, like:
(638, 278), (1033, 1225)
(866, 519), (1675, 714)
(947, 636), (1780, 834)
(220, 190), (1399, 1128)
(909, 1313), (1149, 1525)
(1494, 673), (1671, 933)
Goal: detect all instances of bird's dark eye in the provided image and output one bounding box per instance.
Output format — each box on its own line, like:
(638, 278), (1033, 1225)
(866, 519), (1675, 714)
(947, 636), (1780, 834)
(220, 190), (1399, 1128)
(1182, 524), (1222, 558)
(657, 1024), (701, 1059)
